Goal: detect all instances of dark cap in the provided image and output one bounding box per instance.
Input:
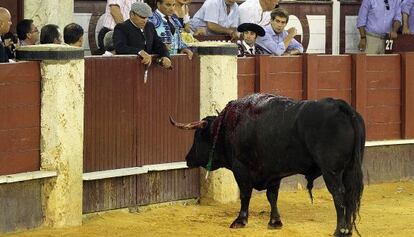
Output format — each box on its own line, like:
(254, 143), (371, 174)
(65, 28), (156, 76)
(237, 23), (265, 37)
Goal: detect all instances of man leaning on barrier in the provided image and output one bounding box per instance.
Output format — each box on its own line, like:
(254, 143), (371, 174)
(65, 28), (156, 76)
(149, 0), (193, 60)
(402, 0), (414, 34)
(0, 7), (12, 63)
(113, 2), (172, 68)
(357, 0), (402, 54)
(236, 23), (269, 57)
(255, 8), (303, 56)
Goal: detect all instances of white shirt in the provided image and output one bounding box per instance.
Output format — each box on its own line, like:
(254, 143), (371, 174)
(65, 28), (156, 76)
(239, 0), (271, 27)
(102, 0), (138, 30)
(190, 0), (240, 35)
(242, 40), (255, 54)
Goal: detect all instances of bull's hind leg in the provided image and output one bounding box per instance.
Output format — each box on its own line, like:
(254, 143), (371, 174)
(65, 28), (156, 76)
(267, 180), (283, 229)
(322, 171), (352, 237)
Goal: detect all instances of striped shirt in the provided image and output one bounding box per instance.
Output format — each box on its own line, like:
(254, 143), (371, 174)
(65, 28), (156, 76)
(102, 0), (139, 30)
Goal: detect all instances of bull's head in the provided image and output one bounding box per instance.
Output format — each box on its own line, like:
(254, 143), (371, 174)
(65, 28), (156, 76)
(170, 116), (222, 170)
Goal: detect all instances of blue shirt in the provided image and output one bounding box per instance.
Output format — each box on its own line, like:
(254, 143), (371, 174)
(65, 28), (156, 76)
(402, 0), (414, 32)
(256, 25), (304, 56)
(189, 0), (239, 35)
(149, 10), (188, 54)
(356, 0), (402, 36)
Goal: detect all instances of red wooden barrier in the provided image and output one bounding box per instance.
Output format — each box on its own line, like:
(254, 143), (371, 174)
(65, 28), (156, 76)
(238, 53), (410, 141)
(84, 55), (200, 172)
(401, 53), (414, 138)
(305, 54), (352, 103)
(83, 55), (201, 213)
(258, 55), (304, 100)
(237, 57), (257, 98)
(352, 54), (401, 140)
(365, 55), (401, 140)
(0, 62), (41, 175)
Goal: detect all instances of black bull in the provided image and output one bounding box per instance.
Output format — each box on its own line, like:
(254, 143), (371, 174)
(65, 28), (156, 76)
(171, 94), (365, 237)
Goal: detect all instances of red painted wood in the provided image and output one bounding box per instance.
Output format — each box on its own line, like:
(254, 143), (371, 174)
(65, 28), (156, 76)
(0, 61), (41, 175)
(401, 52), (414, 138)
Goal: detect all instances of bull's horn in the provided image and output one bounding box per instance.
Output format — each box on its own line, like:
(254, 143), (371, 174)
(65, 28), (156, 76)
(169, 116), (207, 130)
(215, 109), (220, 115)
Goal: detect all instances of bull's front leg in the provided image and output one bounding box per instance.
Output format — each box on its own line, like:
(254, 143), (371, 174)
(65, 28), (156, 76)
(267, 180), (283, 229)
(230, 161), (253, 228)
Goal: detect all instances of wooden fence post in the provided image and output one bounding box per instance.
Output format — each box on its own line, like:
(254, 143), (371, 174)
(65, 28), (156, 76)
(303, 54), (318, 100)
(352, 53), (367, 120)
(256, 55), (269, 93)
(401, 52), (414, 138)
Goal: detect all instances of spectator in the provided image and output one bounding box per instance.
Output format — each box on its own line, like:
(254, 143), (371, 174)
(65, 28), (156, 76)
(356, 0), (402, 54)
(149, 0), (193, 59)
(236, 23), (269, 57)
(402, 0), (414, 34)
(16, 19), (39, 46)
(256, 8), (303, 56)
(40, 24), (63, 44)
(0, 7), (12, 63)
(189, 0), (240, 39)
(2, 32), (18, 59)
(239, 0), (279, 27)
(102, 31), (115, 55)
(97, 0), (137, 54)
(64, 23), (84, 47)
(174, 0), (191, 32)
(113, 2), (171, 68)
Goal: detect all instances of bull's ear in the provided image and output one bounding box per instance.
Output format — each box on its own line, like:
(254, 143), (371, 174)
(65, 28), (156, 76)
(199, 120), (208, 128)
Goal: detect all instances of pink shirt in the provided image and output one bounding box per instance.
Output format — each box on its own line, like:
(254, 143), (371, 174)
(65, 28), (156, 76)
(102, 0), (139, 30)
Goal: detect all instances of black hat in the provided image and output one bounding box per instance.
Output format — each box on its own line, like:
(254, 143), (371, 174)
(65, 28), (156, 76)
(237, 23), (265, 37)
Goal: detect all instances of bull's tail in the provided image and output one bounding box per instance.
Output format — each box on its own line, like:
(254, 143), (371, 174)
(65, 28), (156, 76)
(337, 99), (365, 236)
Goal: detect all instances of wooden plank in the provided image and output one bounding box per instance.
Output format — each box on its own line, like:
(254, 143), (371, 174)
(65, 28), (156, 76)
(366, 122), (401, 140)
(366, 105), (401, 123)
(303, 54), (318, 100)
(317, 71), (352, 89)
(317, 89), (352, 103)
(401, 53), (414, 138)
(0, 150), (40, 175)
(0, 82), (40, 108)
(237, 57), (256, 74)
(267, 56), (303, 73)
(0, 180), (42, 232)
(366, 55), (401, 72)
(352, 53), (368, 120)
(0, 171), (57, 184)
(366, 89), (401, 106)
(0, 128), (39, 152)
(0, 106), (40, 130)
(365, 71), (401, 89)
(317, 55), (352, 72)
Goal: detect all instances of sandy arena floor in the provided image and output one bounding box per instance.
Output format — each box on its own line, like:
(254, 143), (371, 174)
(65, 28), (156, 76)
(3, 181), (414, 237)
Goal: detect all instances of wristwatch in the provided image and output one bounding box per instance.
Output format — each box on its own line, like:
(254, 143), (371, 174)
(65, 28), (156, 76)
(156, 57), (163, 65)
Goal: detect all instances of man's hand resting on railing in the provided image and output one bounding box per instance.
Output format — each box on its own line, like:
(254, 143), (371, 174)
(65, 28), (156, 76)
(138, 50), (152, 66)
(157, 57), (172, 69)
(181, 48), (193, 60)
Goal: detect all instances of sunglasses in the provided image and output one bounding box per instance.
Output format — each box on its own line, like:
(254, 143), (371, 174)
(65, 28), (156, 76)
(385, 0), (390, 10)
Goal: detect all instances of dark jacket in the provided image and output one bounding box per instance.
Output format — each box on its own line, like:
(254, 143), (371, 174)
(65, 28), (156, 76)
(113, 19), (169, 58)
(0, 42), (9, 63)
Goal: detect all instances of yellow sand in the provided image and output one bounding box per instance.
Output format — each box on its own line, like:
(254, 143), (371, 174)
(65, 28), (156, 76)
(3, 181), (414, 237)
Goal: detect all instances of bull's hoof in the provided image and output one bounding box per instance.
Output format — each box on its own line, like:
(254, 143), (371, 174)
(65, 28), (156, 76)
(333, 228), (352, 237)
(230, 218), (248, 228)
(268, 218), (283, 229)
